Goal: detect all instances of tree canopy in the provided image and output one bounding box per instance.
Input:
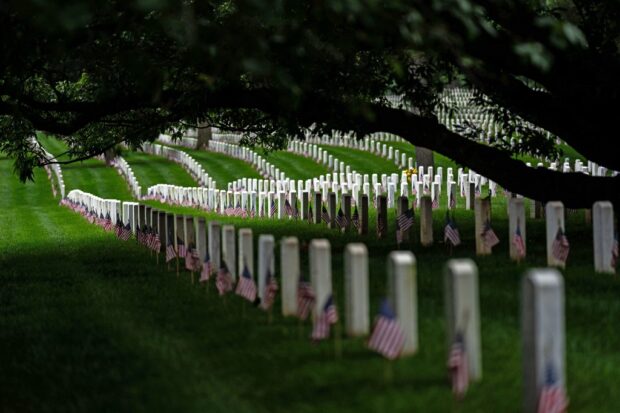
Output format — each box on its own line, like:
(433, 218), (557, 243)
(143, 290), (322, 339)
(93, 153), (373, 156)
(1, 0), (619, 207)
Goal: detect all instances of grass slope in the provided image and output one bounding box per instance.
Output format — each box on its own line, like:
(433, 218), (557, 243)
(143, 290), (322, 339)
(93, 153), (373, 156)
(121, 150), (198, 193)
(38, 135), (133, 200)
(318, 145), (401, 175)
(162, 144), (263, 187)
(256, 149), (331, 180)
(1, 152), (619, 412)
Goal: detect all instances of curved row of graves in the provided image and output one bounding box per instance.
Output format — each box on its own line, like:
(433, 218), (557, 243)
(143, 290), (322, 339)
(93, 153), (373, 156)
(57, 187), (601, 412)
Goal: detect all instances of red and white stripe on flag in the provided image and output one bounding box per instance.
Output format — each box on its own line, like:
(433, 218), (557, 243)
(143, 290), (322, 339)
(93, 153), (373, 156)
(367, 316), (405, 360)
(537, 385), (569, 413)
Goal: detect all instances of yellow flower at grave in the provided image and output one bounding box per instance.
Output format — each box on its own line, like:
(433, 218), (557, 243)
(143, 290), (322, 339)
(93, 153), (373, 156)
(403, 167), (418, 182)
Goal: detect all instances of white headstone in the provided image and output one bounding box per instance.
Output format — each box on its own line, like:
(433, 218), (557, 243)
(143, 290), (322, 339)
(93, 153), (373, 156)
(310, 239), (332, 318)
(344, 243), (369, 336)
(522, 269), (565, 413)
(281, 237), (300, 316)
(258, 235), (275, 300)
(388, 251), (418, 355)
(444, 259), (482, 381)
(593, 201), (615, 274)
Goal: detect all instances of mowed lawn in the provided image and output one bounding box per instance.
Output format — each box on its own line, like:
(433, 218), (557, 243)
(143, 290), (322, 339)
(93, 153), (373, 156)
(38, 135), (133, 201)
(162, 144), (263, 188)
(1, 152), (620, 411)
(318, 145), (401, 175)
(256, 149), (331, 180)
(121, 150), (198, 193)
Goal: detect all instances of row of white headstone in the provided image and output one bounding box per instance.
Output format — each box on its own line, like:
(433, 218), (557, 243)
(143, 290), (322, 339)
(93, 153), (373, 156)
(110, 156), (142, 198)
(33, 138), (66, 198)
(208, 140), (286, 182)
(125, 202), (567, 413)
(140, 142), (217, 188)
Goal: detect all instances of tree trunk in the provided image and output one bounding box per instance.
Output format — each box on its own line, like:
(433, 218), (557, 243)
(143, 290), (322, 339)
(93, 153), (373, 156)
(196, 122), (212, 149)
(103, 149), (115, 165)
(415, 147), (434, 169)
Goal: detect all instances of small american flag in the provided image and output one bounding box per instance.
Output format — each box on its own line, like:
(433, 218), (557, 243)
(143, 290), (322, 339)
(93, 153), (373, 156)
(376, 212), (386, 238)
(216, 261), (234, 295)
(351, 206), (360, 230)
(537, 362), (569, 413)
(136, 225), (144, 245)
(444, 213), (462, 247)
(104, 213), (113, 231)
(551, 227), (570, 264)
(114, 220), (123, 238)
(513, 220), (526, 259)
(260, 267), (278, 310)
(297, 279), (315, 320)
(152, 233), (161, 252)
(432, 194), (440, 210)
(448, 331), (469, 399)
(311, 294), (339, 341)
(165, 237), (176, 262)
(397, 208), (414, 233)
(481, 220), (500, 249)
(177, 238), (186, 259)
(612, 233), (618, 269)
(269, 200), (277, 217)
(335, 207), (347, 229)
(234, 202), (243, 217)
(367, 299), (406, 360)
(186, 248), (201, 271)
(199, 251), (211, 282)
(235, 262), (257, 302)
(449, 194), (456, 209)
(321, 204), (330, 224)
(284, 199), (294, 217)
(120, 223), (132, 241)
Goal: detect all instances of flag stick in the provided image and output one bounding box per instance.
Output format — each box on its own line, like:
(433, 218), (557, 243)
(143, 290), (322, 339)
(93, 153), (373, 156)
(191, 271), (195, 285)
(156, 252), (159, 265)
(176, 258), (180, 277)
(334, 321), (343, 358)
(383, 359), (394, 385)
(298, 317), (303, 339)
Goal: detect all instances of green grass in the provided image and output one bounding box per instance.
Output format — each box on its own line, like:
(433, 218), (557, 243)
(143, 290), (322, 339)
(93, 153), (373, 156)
(38, 135), (133, 200)
(318, 145), (402, 175)
(160, 144), (263, 188)
(385, 141), (460, 170)
(2, 150), (620, 412)
(121, 150), (198, 194)
(256, 149), (331, 180)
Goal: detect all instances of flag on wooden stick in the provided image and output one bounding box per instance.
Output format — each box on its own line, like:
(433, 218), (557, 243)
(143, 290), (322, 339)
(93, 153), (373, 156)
(199, 251), (212, 282)
(311, 295), (338, 341)
(537, 362), (569, 413)
(216, 261), (234, 295)
(235, 261), (257, 302)
(297, 278), (315, 320)
(551, 226), (570, 264)
(260, 267), (278, 310)
(513, 219), (526, 259)
(367, 299), (405, 360)
(481, 220), (500, 249)
(351, 206), (360, 230)
(444, 212), (461, 247)
(448, 331), (469, 399)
